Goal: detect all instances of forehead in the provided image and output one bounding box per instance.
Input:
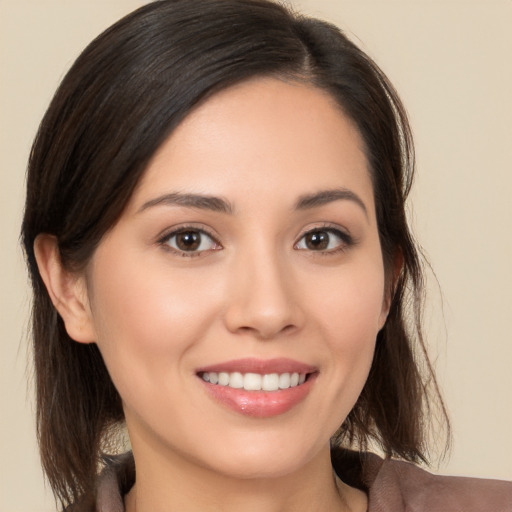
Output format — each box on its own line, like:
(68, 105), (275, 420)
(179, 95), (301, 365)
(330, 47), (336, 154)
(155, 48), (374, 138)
(129, 77), (373, 215)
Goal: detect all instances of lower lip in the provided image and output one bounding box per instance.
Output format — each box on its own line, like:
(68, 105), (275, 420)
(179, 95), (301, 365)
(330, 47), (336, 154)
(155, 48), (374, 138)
(199, 374), (316, 418)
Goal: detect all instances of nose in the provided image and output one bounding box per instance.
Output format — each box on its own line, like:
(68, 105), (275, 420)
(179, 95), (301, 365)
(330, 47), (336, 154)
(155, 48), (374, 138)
(223, 247), (304, 340)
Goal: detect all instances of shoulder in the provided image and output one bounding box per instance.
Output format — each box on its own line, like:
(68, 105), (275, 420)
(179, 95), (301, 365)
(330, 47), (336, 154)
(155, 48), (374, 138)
(371, 457), (512, 512)
(67, 452), (135, 512)
(332, 448), (512, 512)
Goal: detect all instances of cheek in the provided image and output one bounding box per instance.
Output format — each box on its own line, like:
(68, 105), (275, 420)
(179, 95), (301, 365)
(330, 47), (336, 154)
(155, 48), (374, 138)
(304, 253), (385, 390)
(312, 256), (386, 340)
(86, 247), (222, 399)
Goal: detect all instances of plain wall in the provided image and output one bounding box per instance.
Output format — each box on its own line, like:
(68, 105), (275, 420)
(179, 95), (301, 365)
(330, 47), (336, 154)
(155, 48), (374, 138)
(1, 1), (510, 510)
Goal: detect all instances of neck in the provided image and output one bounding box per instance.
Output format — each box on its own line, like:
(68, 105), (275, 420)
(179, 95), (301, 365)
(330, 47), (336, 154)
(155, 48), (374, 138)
(124, 441), (365, 512)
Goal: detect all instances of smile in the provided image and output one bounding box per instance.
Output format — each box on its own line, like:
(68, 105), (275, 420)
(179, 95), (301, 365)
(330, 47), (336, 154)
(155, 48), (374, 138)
(200, 371), (307, 391)
(196, 358), (317, 417)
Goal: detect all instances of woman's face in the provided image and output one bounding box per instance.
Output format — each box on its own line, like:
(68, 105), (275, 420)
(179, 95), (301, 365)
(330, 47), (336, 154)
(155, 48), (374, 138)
(83, 78), (389, 479)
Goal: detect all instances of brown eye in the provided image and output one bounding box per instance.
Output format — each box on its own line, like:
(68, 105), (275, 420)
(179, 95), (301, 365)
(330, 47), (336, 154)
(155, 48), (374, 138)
(164, 229), (220, 254)
(295, 228), (352, 252)
(175, 231), (201, 251)
(303, 231), (329, 250)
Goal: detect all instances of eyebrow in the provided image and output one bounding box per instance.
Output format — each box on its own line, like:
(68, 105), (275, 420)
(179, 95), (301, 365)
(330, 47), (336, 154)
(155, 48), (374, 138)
(295, 188), (368, 218)
(138, 192), (233, 214)
(138, 188), (368, 217)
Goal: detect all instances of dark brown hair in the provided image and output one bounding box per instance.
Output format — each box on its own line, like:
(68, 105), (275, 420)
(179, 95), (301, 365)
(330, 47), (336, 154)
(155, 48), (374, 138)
(21, 0), (448, 508)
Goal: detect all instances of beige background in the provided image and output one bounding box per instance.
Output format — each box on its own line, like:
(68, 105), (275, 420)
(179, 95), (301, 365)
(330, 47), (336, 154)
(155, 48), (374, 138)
(1, 0), (511, 510)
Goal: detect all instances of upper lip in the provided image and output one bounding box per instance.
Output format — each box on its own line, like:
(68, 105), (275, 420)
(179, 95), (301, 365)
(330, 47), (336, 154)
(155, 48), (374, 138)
(196, 357), (317, 375)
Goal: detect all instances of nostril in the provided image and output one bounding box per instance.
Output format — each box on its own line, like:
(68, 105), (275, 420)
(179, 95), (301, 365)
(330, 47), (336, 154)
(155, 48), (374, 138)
(234, 323), (297, 339)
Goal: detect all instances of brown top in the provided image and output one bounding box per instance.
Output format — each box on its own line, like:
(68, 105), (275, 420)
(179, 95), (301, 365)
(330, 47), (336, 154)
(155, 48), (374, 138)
(332, 450), (512, 511)
(87, 449), (512, 512)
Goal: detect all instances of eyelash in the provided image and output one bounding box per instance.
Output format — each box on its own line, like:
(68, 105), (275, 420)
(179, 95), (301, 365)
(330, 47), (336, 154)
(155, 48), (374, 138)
(294, 225), (355, 255)
(157, 224), (355, 258)
(157, 225), (222, 258)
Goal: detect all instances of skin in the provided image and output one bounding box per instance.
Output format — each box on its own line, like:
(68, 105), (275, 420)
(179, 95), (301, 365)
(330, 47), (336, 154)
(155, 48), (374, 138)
(36, 77), (392, 512)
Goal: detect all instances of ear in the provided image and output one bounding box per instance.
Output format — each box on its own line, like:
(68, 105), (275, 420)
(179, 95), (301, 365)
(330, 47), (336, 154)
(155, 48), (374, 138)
(34, 234), (96, 344)
(378, 248), (404, 330)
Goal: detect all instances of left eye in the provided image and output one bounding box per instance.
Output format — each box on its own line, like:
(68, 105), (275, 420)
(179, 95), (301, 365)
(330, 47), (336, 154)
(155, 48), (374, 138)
(164, 229), (220, 253)
(295, 229), (349, 252)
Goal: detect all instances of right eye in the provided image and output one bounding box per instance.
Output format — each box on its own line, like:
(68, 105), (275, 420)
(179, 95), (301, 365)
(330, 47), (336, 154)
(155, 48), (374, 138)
(294, 227), (353, 253)
(161, 228), (221, 256)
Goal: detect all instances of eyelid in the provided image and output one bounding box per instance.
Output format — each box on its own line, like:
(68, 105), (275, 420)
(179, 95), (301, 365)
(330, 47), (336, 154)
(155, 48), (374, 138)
(294, 223), (355, 252)
(156, 224), (222, 256)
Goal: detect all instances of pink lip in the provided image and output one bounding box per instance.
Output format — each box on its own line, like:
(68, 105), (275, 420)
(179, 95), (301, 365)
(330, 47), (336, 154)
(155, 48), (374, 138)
(196, 358), (318, 418)
(196, 357), (316, 375)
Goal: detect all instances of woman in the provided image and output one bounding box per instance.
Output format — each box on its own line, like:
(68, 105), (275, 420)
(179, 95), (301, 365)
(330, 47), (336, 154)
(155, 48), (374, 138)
(21, 1), (511, 511)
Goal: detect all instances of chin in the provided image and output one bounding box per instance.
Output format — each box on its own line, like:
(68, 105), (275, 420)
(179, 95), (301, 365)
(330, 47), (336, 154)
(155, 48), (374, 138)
(192, 428), (329, 481)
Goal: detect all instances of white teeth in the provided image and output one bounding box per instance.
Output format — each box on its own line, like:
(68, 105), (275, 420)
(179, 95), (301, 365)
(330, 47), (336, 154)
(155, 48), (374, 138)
(262, 373), (279, 391)
(201, 371), (307, 391)
(218, 372), (229, 386)
(278, 373), (291, 389)
(229, 372), (244, 389)
(243, 373), (261, 391)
